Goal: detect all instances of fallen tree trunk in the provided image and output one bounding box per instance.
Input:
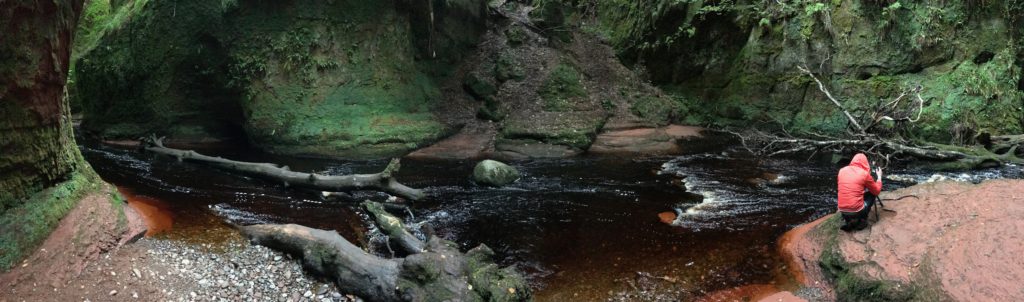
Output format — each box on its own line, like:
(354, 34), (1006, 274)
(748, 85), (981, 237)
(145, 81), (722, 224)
(241, 223), (402, 301)
(734, 64), (1022, 170)
(141, 135), (425, 200)
(735, 130), (1023, 169)
(364, 201), (425, 255)
(239, 201), (530, 302)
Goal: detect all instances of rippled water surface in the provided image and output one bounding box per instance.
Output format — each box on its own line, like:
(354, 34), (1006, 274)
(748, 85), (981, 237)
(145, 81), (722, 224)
(78, 138), (1022, 301)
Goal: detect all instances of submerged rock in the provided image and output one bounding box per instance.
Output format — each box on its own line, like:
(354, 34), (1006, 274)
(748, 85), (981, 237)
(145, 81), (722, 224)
(472, 160), (520, 186)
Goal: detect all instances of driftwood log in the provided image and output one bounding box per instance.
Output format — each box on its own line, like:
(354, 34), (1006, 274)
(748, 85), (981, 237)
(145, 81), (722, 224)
(239, 201), (531, 302)
(140, 135), (425, 200)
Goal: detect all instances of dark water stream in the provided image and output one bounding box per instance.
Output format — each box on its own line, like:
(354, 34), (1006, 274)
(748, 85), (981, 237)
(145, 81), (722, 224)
(77, 137), (1023, 301)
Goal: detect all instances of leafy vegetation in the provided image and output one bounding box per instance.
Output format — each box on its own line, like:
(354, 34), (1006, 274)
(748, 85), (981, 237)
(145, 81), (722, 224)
(539, 62), (587, 112)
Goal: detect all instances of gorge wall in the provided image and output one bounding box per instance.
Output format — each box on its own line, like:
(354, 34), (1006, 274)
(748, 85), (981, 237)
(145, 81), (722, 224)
(0, 0), (119, 270)
(76, 0), (1024, 157)
(76, 0), (488, 158)
(593, 0), (1024, 142)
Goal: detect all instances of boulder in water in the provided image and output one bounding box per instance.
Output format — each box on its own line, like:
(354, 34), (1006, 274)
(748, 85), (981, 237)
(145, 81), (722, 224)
(472, 160), (520, 186)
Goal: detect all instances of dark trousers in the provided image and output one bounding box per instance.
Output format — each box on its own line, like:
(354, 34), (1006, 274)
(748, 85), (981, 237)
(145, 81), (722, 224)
(841, 192), (875, 231)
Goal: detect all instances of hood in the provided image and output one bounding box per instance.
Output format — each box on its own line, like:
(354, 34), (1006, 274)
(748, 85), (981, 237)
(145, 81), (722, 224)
(849, 153), (871, 171)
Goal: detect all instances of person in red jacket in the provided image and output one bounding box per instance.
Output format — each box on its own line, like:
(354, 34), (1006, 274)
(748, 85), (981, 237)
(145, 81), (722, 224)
(836, 153), (883, 231)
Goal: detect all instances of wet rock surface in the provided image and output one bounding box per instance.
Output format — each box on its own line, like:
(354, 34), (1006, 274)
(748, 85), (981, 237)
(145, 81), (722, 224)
(588, 125), (704, 155)
(780, 179), (1024, 301)
(472, 159), (521, 186)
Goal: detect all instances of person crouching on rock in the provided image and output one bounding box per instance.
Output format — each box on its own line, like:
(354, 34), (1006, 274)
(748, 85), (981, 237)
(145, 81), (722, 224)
(836, 153), (882, 231)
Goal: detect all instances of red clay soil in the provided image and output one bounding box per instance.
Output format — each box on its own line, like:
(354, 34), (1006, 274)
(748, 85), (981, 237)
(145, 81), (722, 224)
(777, 179), (1024, 301)
(757, 291), (808, 302)
(695, 284), (782, 302)
(0, 190), (146, 300)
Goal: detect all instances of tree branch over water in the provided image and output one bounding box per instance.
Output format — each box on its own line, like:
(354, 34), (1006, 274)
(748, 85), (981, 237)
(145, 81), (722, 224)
(140, 135), (426, 200)
(729, 66), (1023, 169)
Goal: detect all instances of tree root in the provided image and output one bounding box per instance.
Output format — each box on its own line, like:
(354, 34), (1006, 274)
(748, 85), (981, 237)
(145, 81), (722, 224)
(238, 201), (531, 302)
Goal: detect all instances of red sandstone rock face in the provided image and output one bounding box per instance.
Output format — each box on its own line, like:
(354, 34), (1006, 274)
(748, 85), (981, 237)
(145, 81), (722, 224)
(780, 179), (1024, 301)
(757, 291), (808, 302)
(777, 216), (832, 297)
(588, 125), (704, 155)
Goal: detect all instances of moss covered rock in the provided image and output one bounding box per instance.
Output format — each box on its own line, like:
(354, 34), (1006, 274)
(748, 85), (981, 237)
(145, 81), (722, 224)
(472, 160), (520, 186)
(592, 0), (1024, 141)
(77, 0), (487, 158)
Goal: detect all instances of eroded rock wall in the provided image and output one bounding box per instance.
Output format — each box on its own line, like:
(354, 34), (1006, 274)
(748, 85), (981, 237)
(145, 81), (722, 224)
(0, 0), (118, 271)
(77, 0), (488, 158)
(594, 0), (1024, 141)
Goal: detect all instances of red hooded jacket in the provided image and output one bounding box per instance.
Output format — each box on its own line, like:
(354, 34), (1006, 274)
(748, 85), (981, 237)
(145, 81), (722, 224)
(836, 153), (882, 212)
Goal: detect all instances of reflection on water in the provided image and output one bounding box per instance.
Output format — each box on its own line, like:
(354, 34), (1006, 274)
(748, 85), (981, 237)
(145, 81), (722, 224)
(118, 187), (174, 236)
(78, 138), (1022, 301)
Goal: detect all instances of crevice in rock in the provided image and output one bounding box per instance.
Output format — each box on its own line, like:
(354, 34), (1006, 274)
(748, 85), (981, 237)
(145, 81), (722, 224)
(972, 50), (995, 65)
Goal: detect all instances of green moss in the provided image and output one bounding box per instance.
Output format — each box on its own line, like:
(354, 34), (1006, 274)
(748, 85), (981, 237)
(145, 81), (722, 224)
(78, 0), (486, 158)
(465, 245), (531, 301)
(0, 171), (103, 271)
(630, 95), (685, 125)
(539, 62), (587, 112)
(529, 0), (572, 42)
(465, 73), (497, 102)
(501, 113), (605, 149)
(494, 51), (525, 82)
(505, 25), (528, 47)
(816, 215), (953, 301)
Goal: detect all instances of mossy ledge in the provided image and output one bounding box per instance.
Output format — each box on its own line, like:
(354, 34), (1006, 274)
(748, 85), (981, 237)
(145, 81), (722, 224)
(0, 170), (110, 271)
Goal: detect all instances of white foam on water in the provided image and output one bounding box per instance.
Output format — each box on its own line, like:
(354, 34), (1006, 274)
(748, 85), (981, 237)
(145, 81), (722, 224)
(210, 203), (273, 225)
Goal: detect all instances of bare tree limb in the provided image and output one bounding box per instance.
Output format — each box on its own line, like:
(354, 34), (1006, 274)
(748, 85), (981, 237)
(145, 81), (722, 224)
(141, 135), (426, 200)
(798, 65), (866, 134)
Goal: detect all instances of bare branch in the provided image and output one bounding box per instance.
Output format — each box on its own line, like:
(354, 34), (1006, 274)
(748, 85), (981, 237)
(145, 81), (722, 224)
(141, 135), (426, 200)
(798, 65), (866, 134)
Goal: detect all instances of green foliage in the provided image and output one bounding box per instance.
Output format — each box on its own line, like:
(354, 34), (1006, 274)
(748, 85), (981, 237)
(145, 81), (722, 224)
(630, 95), (685, 125)
(816, 215), (952, 301)
(505, 25), (528, 47)
(76, 0), (484, 158)
(529, 0), (573, 42)
(539, 62), (587, 112)
(494, 51), (525, 82)
(501, 113), (605, 149)
(73, 0), (150, 60)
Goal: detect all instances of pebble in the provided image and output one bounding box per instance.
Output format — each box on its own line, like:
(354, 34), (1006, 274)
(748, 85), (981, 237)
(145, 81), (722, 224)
(109, 290), (118, 296)
(129, 239), (355, 302)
